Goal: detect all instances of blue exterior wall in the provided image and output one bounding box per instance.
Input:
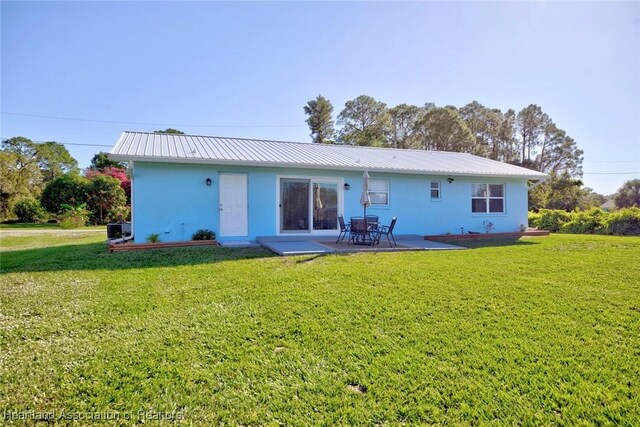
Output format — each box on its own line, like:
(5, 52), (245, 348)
(132, 161), (529, 243)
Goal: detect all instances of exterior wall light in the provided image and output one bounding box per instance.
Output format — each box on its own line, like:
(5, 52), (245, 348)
(206, 178), (212, 186)
(447, 178), (454, 183)
(344, 183), (350, 190)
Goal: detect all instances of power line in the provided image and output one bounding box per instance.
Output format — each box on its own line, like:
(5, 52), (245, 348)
(584, 160), (640, 164)
(0, 138), (111, 147)
(583, 172), (639, 175)
(1, 111), (306, 128)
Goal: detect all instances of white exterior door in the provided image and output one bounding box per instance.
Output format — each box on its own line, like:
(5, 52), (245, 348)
(219, 173), (248, 237)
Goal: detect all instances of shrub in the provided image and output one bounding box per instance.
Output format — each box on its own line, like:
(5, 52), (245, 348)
(192, 229), (216, 240)
(108, 205), (131, 223)
(86, 175), (127, 225)
(528, 211), (542, 228)
(59, 203), (89, 229)
(560, 208), (606, 234)
(536, 209), (571, 232)
(13, 199), (47, 223)
(146, 233), (161, 243)
(604, 207), (640, 236)
(41, 174), (90, 214)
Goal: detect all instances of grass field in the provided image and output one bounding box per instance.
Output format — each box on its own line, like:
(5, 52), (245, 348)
(1, 228), (639, 425)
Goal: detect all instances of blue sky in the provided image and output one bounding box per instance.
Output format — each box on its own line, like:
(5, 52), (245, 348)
(2, 1), (638, 195)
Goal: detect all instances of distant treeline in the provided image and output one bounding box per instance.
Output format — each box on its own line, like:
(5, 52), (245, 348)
(304, 95), (583, 180)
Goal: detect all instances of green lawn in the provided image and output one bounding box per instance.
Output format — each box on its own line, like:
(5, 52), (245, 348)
(1, 229), (639, 425)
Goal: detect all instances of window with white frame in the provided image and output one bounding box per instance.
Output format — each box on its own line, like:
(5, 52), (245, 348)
(368, 179), (389, 205)
(430, 181), (441, 199)
(471, 184), (505, 213)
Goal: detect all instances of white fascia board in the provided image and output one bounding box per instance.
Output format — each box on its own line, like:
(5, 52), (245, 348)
(107, 154), (548, 180)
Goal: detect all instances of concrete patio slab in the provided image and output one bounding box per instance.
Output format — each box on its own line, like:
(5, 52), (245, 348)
(257, 236), (464, 256)
(219, 240), (259, 248)
(259, 240), (337, 256)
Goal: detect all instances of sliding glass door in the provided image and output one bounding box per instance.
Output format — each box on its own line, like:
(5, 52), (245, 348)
(280, 179), (310, 232)
(313, 182), (338, 230)
(280, 178), (340, 234)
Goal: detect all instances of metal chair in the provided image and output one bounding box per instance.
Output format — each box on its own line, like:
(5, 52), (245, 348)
(336, 214), (351, 243)
(365, 215), (379, 230)
(373, 217), (397, 247)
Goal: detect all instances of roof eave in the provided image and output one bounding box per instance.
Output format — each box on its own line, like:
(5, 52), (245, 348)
(109, 154), (548, 180)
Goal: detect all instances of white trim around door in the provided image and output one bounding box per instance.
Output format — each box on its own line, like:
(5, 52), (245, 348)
(219, 173), (248, 237)
(276, 175), (343, 236)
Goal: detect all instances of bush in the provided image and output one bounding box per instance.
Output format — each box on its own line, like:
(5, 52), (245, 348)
(604, 207), (640, 236)
(108, 205), (131, 223)
(529, 207), (640, 236)
(192, 229), (216, 240)
(528, 211), (542, 228)
(59, 203), (89, 229)
(13, 199), (47, 223)
(146, 233), (161, 243)
(535, 209), (571, 232)
(560, 208), (606, 234)
(41, 174), (90, 214)
(60, 214), (86, 229)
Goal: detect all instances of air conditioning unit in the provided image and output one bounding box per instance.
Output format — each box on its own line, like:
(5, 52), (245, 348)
(107, 222), (132, 239)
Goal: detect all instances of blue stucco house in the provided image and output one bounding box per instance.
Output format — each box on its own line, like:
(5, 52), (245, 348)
(109, 131), (547, 244)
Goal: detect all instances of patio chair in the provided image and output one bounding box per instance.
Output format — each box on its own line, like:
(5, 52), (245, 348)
(336, 214), (351, 243)
(365, 215), (379, 230)
(373, 217), (397, 247)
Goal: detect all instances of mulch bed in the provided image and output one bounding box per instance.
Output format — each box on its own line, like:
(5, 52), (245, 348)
(425, 230), (549, 241)
(108, 240), (220, 252)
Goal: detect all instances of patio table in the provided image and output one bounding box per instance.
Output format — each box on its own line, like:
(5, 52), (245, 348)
(349, 216), (379, 246)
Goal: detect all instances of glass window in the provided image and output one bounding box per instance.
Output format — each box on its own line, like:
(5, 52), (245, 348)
(368, 179), (389, 206)
(472, 183), (505, 213)
(430, 181), (441, 199)
(313, 182), (338, 230)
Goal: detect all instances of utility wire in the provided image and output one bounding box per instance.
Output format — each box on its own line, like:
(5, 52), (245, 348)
(583, 172), (639, 175)
(0, 138), (112, 147)
(584, 160), (639, 163)
(1, 111), (306, 128)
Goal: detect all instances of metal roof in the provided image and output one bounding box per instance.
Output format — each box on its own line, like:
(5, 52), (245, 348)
(109, 131), (548, 179)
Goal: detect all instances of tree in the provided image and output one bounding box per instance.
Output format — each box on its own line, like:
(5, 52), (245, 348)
(36, 141), (78, 181)
(614, 179), (640, 208)
(574, 187), (606, 209)
(529, 172), (592, 211)
(414, 107), (475, 152)
(514, 105), (583, 178)
(86, 175), (127, 224)
(388, 104), (423, 149)
(516, 104), (550, 166)
(40, 174), (90, 214)
(1, 137), (77, 183)
(459, 101), (510, 159)
(496, 109), (519, 163)
(303, 95), (335, 144)
(154, 128), (185, 134)
(537, 124), (583, 177)
(90, 152), (124, 171)
(1, 136), (78, 217)
(0, 150), (39, 218)
(337, 95), (391, 147)
(85, 166), (131, 203)
(1, 138), (44, 213)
